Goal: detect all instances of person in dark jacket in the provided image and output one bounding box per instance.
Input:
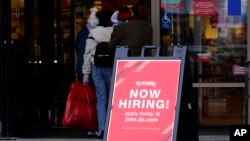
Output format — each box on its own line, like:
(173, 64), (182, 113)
(75, 26), (89, 81)
(109, 1), (153, 56)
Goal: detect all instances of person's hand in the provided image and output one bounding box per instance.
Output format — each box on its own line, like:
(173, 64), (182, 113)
(83, 75), (89, 85)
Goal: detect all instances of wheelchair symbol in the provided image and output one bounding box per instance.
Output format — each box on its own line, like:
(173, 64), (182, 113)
(162, 13), (171, 24)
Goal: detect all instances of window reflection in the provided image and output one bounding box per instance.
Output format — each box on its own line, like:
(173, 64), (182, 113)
(160, 0), (247, 126)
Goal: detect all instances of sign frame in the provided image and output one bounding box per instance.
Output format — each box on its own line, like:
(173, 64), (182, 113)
(104, 46), (198, 141)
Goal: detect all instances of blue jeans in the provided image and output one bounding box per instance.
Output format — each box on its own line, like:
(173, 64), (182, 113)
(91, 65), (113, 135)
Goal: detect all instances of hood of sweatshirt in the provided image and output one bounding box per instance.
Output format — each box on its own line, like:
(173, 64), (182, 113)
(89, 26), (113, 42)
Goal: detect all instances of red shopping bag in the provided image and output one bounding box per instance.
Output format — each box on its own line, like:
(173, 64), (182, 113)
(62, 81), (98, 131)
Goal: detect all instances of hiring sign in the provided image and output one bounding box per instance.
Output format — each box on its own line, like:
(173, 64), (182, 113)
(194, 0), (215, 16)
(106, 59), (181, 141)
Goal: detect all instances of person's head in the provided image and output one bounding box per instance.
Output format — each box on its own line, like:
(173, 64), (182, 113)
(117, 6), (133, 22)
(111, 6), (133, 26)
(78, 9), (91, 27)
(132, 1), (148, 20)
(87, 7), (99, 29)
(96, 9), (113, 27)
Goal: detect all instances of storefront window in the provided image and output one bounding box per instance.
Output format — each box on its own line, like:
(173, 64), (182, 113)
(160, 0), (247, 126)
(199, 87), (244, 125)
(161, 0), (247, 82)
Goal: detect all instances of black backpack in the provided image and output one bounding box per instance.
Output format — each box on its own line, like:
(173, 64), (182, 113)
(88, 37), (115, 67)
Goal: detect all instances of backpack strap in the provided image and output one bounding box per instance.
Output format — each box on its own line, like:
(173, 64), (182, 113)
(88, 36), (94, 40)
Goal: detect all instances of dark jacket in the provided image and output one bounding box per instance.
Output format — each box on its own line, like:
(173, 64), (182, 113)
(75, 26), (89, 73)
(109, 19), (153, 56)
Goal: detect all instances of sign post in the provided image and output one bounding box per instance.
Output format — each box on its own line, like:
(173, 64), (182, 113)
(104, 46), (198, 141)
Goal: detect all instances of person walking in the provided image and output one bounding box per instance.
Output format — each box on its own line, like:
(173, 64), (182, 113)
(82, 9), (114, 139)
(109, 1), (153, 56)
(75, 7), (99, 82)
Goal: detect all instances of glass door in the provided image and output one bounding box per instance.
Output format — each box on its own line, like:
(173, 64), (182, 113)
(155, 0), (248, 126)
(0, 0), (11, 137)
(1, 0), (75, 137)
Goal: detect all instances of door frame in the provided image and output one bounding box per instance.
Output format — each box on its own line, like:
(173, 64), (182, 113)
(151, 0), (160, 46)
(246, 0), (250, 124)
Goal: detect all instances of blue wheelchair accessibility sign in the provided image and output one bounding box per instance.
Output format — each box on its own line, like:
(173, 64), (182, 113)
(161, 12), (172, 29)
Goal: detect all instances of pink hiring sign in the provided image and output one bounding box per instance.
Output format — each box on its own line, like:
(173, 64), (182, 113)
(106, 59), (181, 141)
(194, 0), (215, 16)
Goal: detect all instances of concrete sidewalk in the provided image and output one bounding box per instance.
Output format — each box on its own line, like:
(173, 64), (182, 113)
(1, 135), (230, 141)
(0, 127), (230, 141)
(0, 137), (101, 141)
(9, 138), (101, 141)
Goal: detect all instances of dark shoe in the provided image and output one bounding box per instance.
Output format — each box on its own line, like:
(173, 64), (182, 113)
(97, 131), (104, 139)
